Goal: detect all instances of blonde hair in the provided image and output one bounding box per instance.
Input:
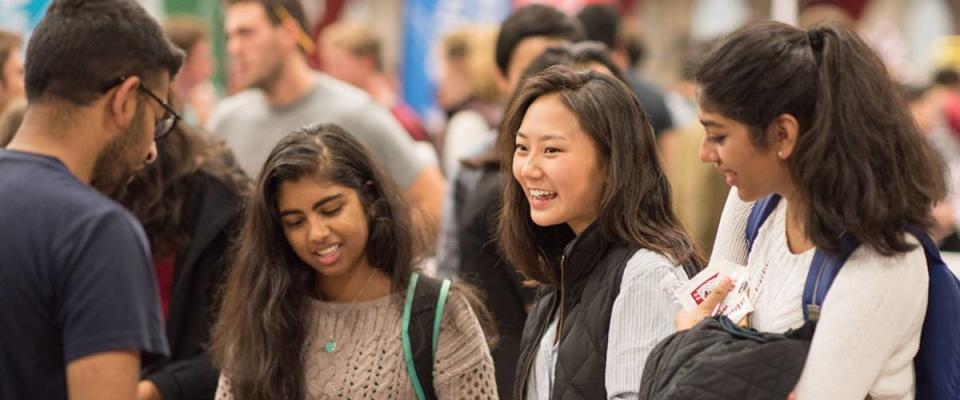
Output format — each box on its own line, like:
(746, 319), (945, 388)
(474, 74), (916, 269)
(0, 29), (22, 86)
(163, 16), (210, 53)
(0, 98), (26, 148)
(440, 26), (502, 103)
(320, 22), (383, 72)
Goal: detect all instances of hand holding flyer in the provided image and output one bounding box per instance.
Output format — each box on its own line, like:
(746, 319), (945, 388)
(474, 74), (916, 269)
(674, 259), (754, 324)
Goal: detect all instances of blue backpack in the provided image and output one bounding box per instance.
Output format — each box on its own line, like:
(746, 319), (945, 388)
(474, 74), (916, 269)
(746, 194), (960, 399)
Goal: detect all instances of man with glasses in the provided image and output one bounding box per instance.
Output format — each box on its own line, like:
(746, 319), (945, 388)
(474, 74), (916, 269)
(0, 1), (183, 399)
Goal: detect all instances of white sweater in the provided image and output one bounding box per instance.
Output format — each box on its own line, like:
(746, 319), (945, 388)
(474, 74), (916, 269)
(711, 188), (928, 400)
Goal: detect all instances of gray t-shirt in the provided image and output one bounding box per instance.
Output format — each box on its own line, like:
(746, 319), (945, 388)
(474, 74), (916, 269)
(208, 73), (430, 187)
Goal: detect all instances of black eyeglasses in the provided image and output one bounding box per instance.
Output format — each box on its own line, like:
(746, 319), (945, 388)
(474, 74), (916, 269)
(102, 76), (180, 141)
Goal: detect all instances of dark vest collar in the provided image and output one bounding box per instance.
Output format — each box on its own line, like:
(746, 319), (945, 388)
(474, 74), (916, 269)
(552, 223), (614, 290)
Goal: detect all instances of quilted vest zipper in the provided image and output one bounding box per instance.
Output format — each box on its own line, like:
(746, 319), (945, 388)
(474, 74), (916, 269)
(515, 255), (565, 400)
(555, 255), (566, 344)
(513, 284), (557, 399)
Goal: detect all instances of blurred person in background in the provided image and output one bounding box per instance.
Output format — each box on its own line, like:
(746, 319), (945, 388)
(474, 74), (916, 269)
(576, 4), (674, 138)
(0, 97), (25, 147)
(210, 0), (444, 245)
(120, 111), (249, 400)
(319, 21), (430, 143)
(164, 16), (219, 127)
(436, 25), (503, 179)
(0, 29), (24, 116)
(662, 38), (728, 256)
(905, 80), (960, 251)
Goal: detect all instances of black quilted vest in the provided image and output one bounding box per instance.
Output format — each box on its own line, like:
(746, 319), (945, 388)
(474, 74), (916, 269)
(513, 225), (637, 399)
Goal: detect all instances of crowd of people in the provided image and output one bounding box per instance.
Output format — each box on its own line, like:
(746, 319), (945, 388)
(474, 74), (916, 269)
(1, 0), (957, 399)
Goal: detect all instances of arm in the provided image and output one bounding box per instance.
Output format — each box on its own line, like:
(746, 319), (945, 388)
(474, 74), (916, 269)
(141, 352), (219, 400)
(434, 184), (461, 279)
(432, 293), (498, 398)
(405, 166), (445, 249)
(794, 242), (928, 399)
(708, 186), (753, 266)
(67, 350), (140, 400)
(606, 251), (688, 399)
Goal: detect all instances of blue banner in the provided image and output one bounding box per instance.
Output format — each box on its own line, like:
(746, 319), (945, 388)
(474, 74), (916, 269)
(0, 0), (51, 40)
(400, 0), (511, 119)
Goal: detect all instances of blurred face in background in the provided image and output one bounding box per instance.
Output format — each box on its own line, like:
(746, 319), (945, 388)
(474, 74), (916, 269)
(320, 43), (370, 89)
(503, 36), (569, 94)
(225, 2), (288, 91)
(179, 39), (216, 92)
(0, 47), (24, 111)
(436, 55), (471, 111)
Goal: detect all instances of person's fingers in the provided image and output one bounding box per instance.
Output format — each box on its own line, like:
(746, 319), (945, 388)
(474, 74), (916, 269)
(698, 277), (734, 314)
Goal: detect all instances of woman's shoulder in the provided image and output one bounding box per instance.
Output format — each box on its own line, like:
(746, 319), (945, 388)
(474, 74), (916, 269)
(623, 248), (685, 276)
(615, 248), (690, 297)
(442, 286), (486, 333)
(844, 233), (928, 283)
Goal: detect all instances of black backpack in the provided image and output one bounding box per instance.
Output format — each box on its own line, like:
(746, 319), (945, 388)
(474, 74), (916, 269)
(401, 272), (452, 400)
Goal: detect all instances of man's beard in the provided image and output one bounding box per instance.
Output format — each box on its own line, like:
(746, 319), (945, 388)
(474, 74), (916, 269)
(251, 56), (286, 93)
(90, 109), (148, 200)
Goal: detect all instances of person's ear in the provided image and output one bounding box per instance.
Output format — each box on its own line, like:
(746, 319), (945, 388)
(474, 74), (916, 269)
(769, 113), (799, 159)
(109, 76), (141, 130)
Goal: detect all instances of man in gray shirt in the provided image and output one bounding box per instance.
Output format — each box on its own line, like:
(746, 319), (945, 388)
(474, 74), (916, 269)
(210, 0), (444, 239)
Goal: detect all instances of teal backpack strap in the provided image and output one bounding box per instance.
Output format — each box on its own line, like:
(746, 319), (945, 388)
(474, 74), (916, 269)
(431, 279), (452, 355)
(401, 272), (450, 400)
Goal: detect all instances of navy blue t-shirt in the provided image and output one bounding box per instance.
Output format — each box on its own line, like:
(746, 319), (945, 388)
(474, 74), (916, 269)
(0, 150), (168, 399)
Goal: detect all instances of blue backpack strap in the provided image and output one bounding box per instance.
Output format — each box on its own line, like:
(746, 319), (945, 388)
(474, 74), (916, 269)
(746, 195), (782, 253)
(747, 194), (861, 322)
(905, 226), (960, 400)
(801, 234), (859, 321)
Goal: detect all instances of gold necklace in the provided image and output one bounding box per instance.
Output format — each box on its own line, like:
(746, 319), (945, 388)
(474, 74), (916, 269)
(321, 270), (375, 353)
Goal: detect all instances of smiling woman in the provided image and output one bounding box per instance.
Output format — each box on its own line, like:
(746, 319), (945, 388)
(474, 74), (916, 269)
(210, 123), (498, 400)
(677, 21), (950, 400)
(497, 66), (702, 399)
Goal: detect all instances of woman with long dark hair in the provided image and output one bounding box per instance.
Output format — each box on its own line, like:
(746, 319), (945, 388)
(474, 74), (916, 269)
(119, 121), (249, 400)
(210, 124), (497, 400)
(499, 66), (702, 399)
(676, 22), (946, 399)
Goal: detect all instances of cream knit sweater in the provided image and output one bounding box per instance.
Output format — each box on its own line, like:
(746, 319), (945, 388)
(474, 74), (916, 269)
(711, 188), (928, 400)
(215, 291), (498, 399)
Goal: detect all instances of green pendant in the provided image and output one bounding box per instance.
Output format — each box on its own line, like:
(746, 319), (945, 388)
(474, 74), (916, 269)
(322, 339), (337, 353)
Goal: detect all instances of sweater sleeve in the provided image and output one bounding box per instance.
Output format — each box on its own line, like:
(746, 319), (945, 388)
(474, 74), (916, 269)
(432, 292), (499, 399)
(605, 250), (687, 399)
(795, 239), (928, 399)
(709, 186), (754, 266)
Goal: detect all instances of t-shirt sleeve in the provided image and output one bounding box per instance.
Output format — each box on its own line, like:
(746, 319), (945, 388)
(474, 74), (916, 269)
(340, 101), (432, 189)
(57, 208), (168, 364)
